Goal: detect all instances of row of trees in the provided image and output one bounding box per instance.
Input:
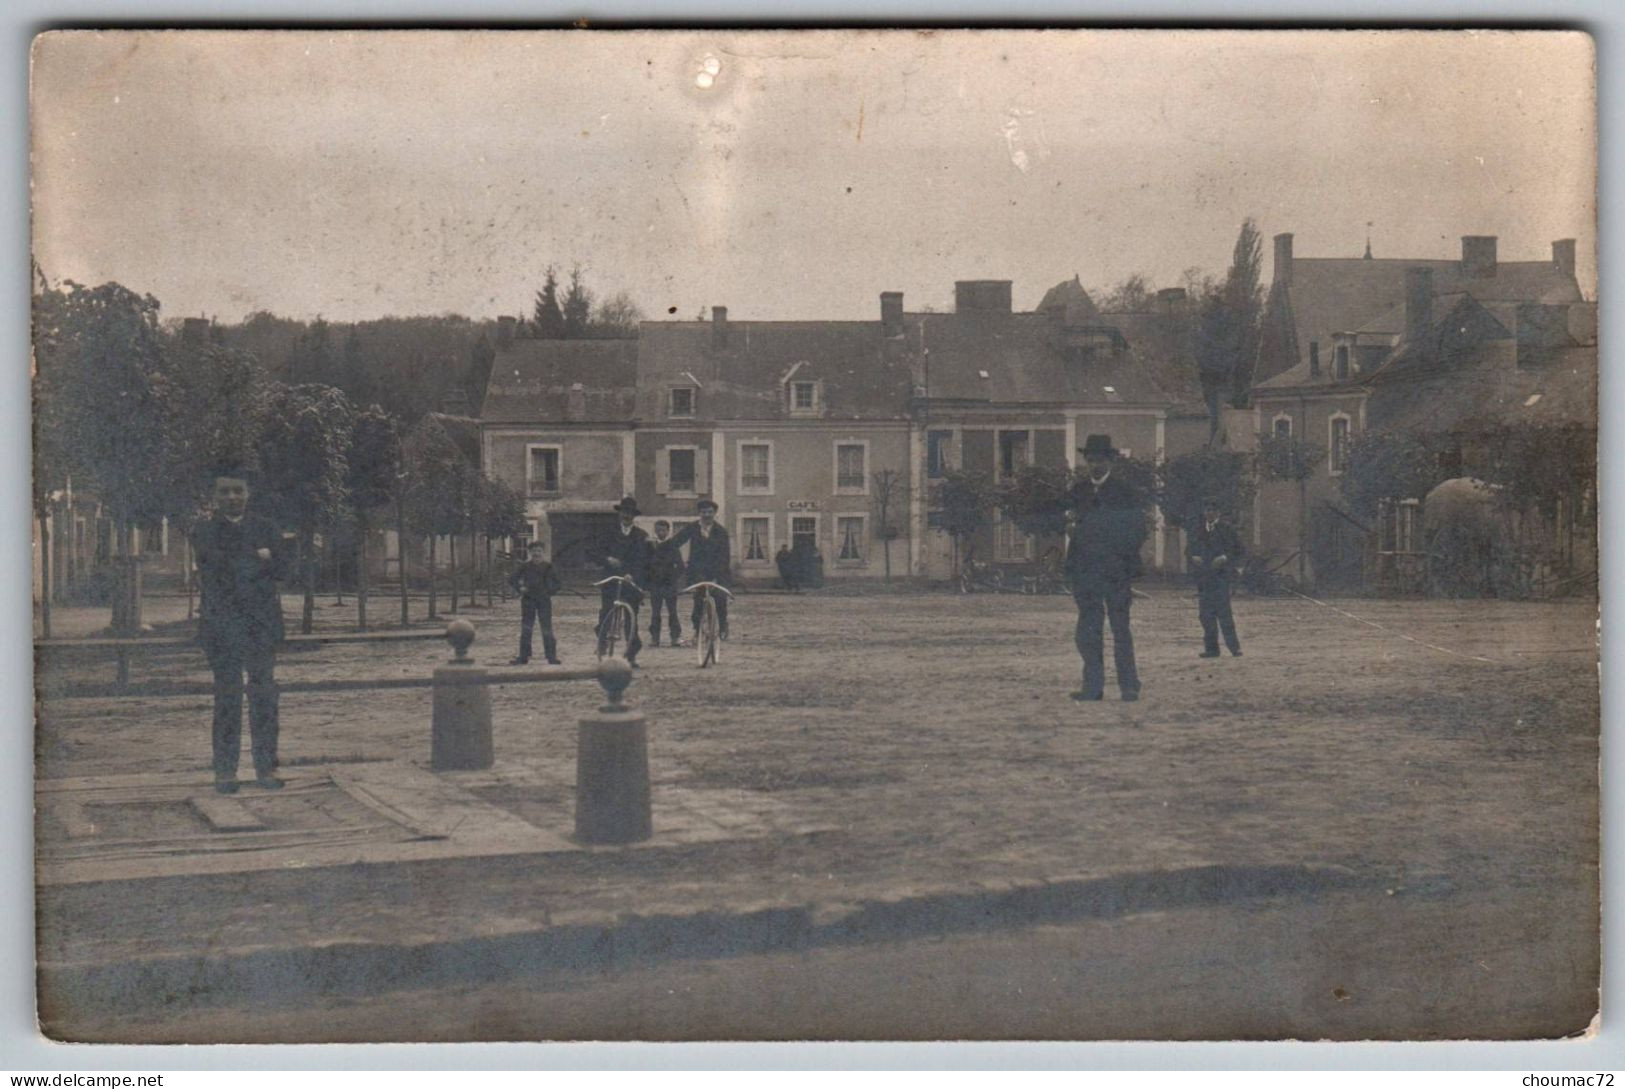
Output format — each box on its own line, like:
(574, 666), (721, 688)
(33, 278), (528, 637)
(529, 264), (643, 340)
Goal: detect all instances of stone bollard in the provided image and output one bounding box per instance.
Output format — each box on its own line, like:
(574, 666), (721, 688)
(431, 619), (494, 771)
(575, 657), (651, 844)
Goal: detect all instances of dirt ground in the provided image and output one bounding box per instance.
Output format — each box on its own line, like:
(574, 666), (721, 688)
(34, 585), (1600, 1037)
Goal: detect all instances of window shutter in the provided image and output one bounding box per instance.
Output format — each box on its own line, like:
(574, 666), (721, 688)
(695, 449), (710, 492)
(656, 448), (670, 495)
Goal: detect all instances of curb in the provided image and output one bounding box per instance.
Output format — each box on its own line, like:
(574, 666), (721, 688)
(38, 861), (1400, 1014)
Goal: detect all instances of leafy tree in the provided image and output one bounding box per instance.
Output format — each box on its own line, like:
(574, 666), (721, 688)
(256, 383), (354, 633)
(346, 406), (401, 630)
(1158, 447), (1257, 531)
(533, 266), (565, 338)
(478, 474), (528, 605)
(931, 470), (996, 576)
(994, 463), (1074, 540)
(467, 333), (495, 415)
(1256, 431), (1325, 587)
(1338, 430), (1453, 519)
(1195, 218), (1264, 435)
(590, 289), (644, 339)
(402, 414), (474, 618)
(562, 264), (592, 339)
(1097, 273), (1154, 313)
(869, 468), (908, 581)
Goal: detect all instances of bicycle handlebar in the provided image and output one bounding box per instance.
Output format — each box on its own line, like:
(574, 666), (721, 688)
(681, 581), (734, 598)
(593, 575), (644, 594)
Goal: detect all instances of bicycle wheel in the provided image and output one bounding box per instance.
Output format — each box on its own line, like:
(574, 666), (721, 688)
(697, 595), (719, 668)
(596, 606), (622, 660)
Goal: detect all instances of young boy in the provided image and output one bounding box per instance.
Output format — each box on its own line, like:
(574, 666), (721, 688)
(646, 519), (685, 647)
(508, 541), (563, 665)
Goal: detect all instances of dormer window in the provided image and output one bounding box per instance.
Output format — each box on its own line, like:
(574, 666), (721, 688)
(790, 380), (819, 415)
(668, 386), (696, 418)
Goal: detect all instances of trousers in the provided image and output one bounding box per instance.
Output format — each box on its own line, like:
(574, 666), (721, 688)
(1197, 578), (1242, 654)
(691, 590), (729, 634)
(518, 596), (555, 660)
(207, 643), (279, 780)
(648, 589), (681, 640)
(1072, 577), (1140, 697)
(598, 588), (643, 661)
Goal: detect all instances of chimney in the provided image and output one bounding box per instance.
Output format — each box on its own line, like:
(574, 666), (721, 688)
(954, 280), (1013, 315)
(1404, 266), (1434, 344)
(711, 306), (729, 349)
(881, 292), (904, 338)
(1308, 341), (1321, 378)
(1552, 238), (1577, 279)
(180, 317), (210, 346)
(1461, 235), (1498, 279)
(496, 315), (517, 349)
(1273, 233), (1294, 286)
(1156, 287), (1187, 315)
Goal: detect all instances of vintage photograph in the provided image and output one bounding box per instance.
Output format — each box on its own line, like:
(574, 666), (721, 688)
(29, 29), (1597, 1042)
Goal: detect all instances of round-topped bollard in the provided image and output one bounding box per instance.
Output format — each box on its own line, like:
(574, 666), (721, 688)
(431, 619), (493, 771)
(575, 657), (650, 844)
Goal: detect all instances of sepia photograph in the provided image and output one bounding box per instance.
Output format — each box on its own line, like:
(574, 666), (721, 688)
(27, 28), (1598, 1044)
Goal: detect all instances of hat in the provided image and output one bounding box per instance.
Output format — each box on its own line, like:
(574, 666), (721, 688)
(1079, 434), (1117, 459)
(696, 497), (719, 512)
(613, 496), (641, 516)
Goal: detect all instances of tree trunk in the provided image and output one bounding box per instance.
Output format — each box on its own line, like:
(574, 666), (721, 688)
(356, 515), (369, 632)
(333, 526), (345, 606)
(396, 494), (409, 628)
(38, 509), (51, 639)
(110, 520), (143, 635)
(301, 521), (317, 635)
(449, 534), (459, 614)
(428, 534), (438, 618)
(486, 536), (495, 607)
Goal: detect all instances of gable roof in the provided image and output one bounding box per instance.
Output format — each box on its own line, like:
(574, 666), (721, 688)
(481, 339), (638, 424)
(1368, 342), (1596, 435)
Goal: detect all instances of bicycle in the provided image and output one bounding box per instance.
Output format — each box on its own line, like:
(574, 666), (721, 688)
(958, 557), (1005, 594)
(592, 574), (643, 660)
(682, 581), (734, 668)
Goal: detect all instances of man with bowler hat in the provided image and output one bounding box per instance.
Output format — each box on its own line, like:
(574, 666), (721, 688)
(1187, 497), (1245, 658)
(669, 497), (732, 639)
(191, 467), (289, 793)
(596, 496), (651, 664)
(1065, 434), (1147, 702)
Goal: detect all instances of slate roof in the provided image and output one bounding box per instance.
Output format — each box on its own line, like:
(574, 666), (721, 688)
(481, 339), (639, 424)
(634, 320), (915, 421)
(1368, 342), (1596, 435)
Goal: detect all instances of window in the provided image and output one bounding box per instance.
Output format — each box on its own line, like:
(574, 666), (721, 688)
(927, 430), (953, 478)
(668, 387), (695, 418)
(1329, 414), (1351, 474)
(836, 516), (865, 562)
(993, 512), (1035, 562)
(998, 430), (1031, 479)
(1272, 414), (1293, 439)
(791, 516), (818, 551)
(740, 517), (770, 562)
(668, 448), (696, 492)
(836, 443), (867, 492)
(527, 446), (561, 496)
(740, 442), (772, 493)
(1334, 345), (1350, 381)
(791, 381), (818, 413)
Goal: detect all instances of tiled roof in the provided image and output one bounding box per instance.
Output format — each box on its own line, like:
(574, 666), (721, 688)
(635, 320), (915, 421)
(481, 339), (639, 424)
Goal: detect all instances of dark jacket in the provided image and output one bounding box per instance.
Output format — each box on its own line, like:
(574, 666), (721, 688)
(1186, 518), (1245, 583)
(1064, 473), (1148, 583)
(598, 522), (652, 592)
(508, 558), (562, 601)
(192, 513), (287, 657)
(670, 521), (732, 585)
(646, 538), (686, 591)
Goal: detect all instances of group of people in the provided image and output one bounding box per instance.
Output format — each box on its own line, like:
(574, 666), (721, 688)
(191, 439), (1242, 790)
(506, 495), (732, 668)
(1062, 433), (1245, 702)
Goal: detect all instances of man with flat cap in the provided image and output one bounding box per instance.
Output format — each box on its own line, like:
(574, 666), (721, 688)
(596, 495), (651, 664)
(669, 497), (732, 640)
(1064, 434), (1147, 702)
(1186, 496), (1245, 659)
(191, 466), (289, 793)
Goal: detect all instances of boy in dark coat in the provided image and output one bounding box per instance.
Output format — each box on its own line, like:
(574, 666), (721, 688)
(508, 541), (563, 665)
(191, 470), (288, 794)
(1064, 434), (1148, 702)
(646, 519), (685, 647)
(669, 497), (731, 639)
(596, 496), (651, 664)
(1186, 497), (1245, 658)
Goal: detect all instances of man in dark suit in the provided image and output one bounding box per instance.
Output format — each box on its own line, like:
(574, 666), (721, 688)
(1187, 497), (1245, 658)
(191, 470), (288, 794)
(596, 496), (651, 664)
(670, 497), (731, 639)
(646, 519), (685, 647)
(507, 540), (563, 665)
(1065, 434), (1147, 702)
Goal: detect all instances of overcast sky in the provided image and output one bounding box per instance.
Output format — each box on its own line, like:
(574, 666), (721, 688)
(30, 29), (1596, 324)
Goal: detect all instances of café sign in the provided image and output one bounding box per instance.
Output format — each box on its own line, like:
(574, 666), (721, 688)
(786, 499), (820, 511)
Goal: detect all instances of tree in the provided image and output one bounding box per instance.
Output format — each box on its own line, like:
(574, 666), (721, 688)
(993, 463), (1074, 540)
(256, 383), (354, 634)
(533, 267), (565, 338)
(562, 265), (593, 339)
(466, 333), (495, 415)
(1338, 430), (1453, 520)
(1195, 219), (1265, 437)
(1256, 431), (1325, 587)
(1158, 447), (1257, 532)
(590, 290), (644, 339)
(931, 470), (996, 576)
(346, 406), (401, 630)
(479, 474), (528, 605)
(869, 468), (908, 581)
(1097, 273), (1154, 313)
(402, 415), (472, 619)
